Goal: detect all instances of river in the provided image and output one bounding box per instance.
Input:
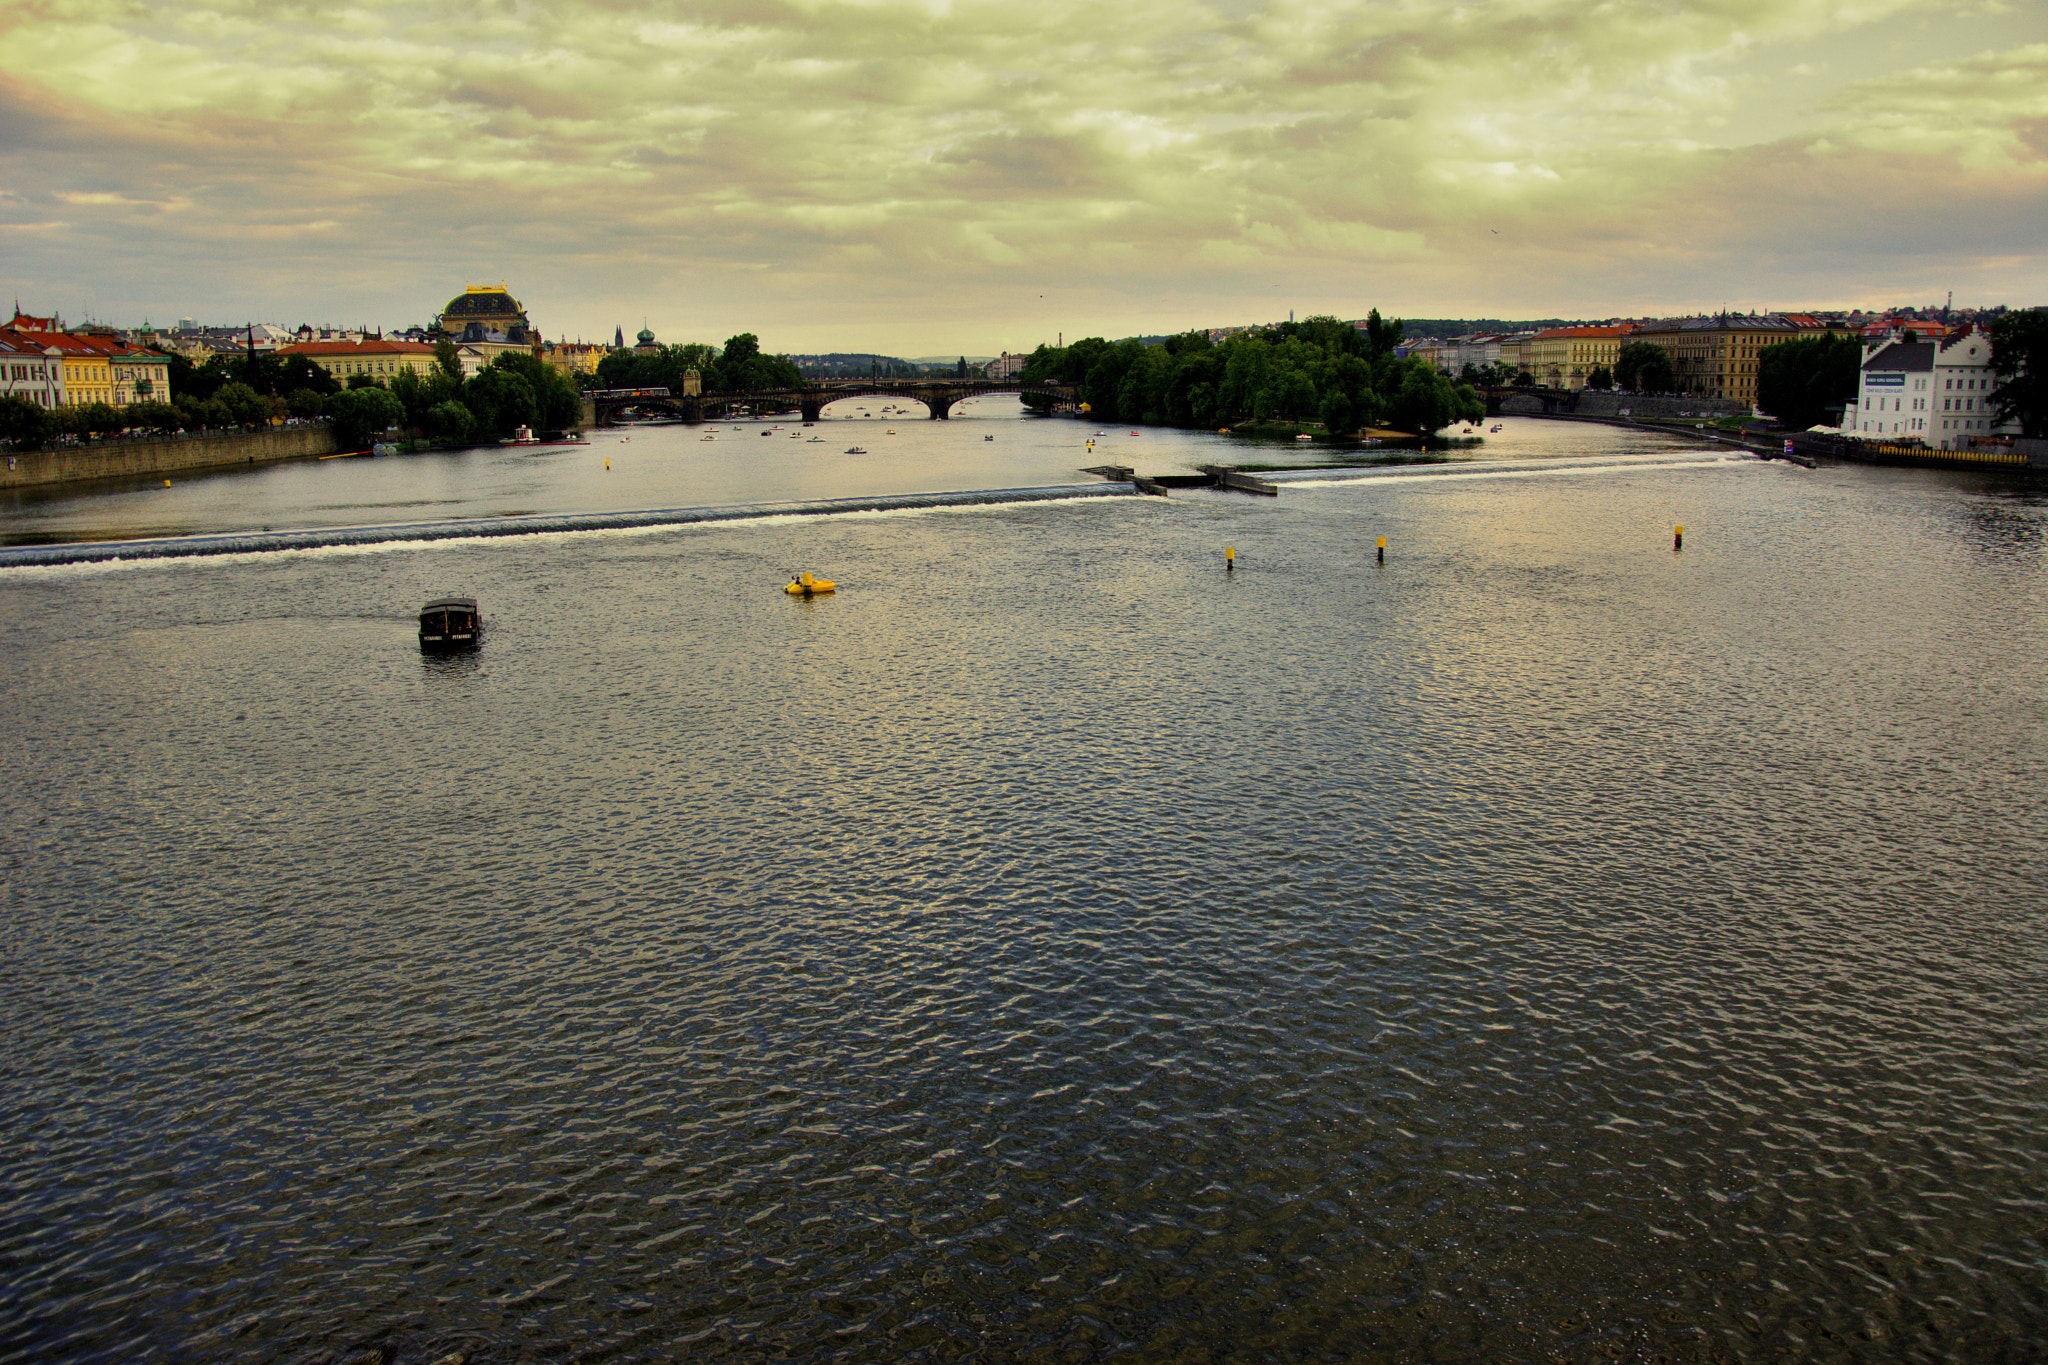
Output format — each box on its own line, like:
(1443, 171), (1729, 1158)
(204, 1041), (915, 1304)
(1, 405), (2044, 1363)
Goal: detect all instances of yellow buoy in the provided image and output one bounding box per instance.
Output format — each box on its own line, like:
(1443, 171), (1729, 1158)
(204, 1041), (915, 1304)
(784, 572), (837, 596)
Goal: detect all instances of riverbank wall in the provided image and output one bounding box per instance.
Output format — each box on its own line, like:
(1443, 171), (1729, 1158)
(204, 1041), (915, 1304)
(1498, 391), (1748, 420)
(0, 426), (341, 492)
(1790, 432), (2045, 472)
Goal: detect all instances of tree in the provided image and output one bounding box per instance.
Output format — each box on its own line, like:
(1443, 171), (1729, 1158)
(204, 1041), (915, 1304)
(126, 400), (183, 434)
(74, 402), (125, 439)
(1587, 365), (1614, 390)
(214, 381), (272, 428)
(434, 338), (465, 384)
(1756, 332), (1861, 430)
(325, 386), (405, 449)
(464, 366), (537, 437)
(1362, 308), (1404, 359)
(0, 395), (51, 448)
(1384, 359), (1480, 436)
(1614, 341), (1675, 393)
(1989, 309), (2048, 438)
(1513, 368), (1535, 386)
(955, 356), (968, 378)
(482, 351), (580, 431)
(423, 400), (477, 445)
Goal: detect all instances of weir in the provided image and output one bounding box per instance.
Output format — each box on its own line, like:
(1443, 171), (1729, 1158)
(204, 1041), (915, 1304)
(0, 483), (1141, 568)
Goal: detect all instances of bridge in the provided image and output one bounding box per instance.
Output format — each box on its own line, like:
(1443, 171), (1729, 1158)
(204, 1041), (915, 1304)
(589, 378), (1080, 426)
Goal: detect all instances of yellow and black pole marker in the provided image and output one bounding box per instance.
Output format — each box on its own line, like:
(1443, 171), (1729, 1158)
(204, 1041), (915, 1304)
(1673, 524), (1683, 551)
(1377, 536), (1385, 565)
(1225, 546), (1235, 572)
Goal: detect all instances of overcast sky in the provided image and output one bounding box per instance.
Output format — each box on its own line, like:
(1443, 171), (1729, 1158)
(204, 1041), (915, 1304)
(3, 0), (2043, 355)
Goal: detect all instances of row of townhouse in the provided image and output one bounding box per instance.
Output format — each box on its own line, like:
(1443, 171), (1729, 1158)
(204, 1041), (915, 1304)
(1414, 314), (1841, 410)
(2, 310), (172, 410)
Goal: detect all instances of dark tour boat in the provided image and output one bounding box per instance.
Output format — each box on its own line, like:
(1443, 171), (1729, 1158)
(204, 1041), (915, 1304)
(419, 595), (481, 651)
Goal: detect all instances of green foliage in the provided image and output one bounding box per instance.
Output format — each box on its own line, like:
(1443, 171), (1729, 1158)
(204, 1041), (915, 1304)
(1383, 360), (1482, 436)
(1362, 308), (1405, 359)
(717, 333), (803, 391)
(596, 340), (722, 392)
(214, 381), (272, 428)
(1989, 309), (2048, 438)
(1756, 332), (1862, 429)
(73, 402), (125, 438)
(325, 386), (405, 449)
(389, 366), (465, 430)
(434, 338), (464, 384)
(1614, 341), (1675, 393)
(464, 366), (537, 438)
(0, 395), (51, 448)
(345, 372), (380, 390)
(286, 388), (327, 421)
(482, 351), (581, 432)
(126, 401), (183, 434)
(1020, 312), (1432, 433)
(423, 400), (477, 445)
(1513, 368), (1535, 386)
(1587, 365), (1614, 390)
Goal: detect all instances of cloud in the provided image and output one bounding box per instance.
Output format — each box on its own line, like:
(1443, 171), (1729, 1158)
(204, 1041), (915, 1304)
(0, 0), (2041, 347)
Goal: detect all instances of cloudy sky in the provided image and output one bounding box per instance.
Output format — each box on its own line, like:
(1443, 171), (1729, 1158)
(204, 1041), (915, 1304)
(3, 0), (2043, 355)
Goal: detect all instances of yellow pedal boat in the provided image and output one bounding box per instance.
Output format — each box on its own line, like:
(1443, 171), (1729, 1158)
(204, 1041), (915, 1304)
(785, 572), (836, 596)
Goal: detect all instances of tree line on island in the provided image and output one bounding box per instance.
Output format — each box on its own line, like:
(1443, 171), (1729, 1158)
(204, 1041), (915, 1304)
(1018, 312), (1485, 436)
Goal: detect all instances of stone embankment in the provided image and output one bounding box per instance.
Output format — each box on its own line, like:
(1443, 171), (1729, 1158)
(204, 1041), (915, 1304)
(1497, 390), (1747, 419)
(0, 425), (340, 492)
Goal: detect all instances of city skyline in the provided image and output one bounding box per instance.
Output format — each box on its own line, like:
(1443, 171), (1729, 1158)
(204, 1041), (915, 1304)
(3, 0), (2044, 356)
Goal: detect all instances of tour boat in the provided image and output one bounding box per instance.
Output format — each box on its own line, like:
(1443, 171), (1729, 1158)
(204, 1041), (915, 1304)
(419, 596), (481, 652)
(501, 425), (541, 445)
(844, 447), (867, 454)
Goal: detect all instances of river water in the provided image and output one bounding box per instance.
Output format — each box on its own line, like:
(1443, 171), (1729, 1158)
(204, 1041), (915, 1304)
(2, 405), (2044, 1363)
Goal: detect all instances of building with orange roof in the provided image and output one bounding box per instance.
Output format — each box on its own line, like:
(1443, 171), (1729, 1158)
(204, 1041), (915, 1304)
(0, 330), (66, 409)
(275, 337), (444, 384)
(1522, 325), (1628, 390)
(14, 329), (170, 408)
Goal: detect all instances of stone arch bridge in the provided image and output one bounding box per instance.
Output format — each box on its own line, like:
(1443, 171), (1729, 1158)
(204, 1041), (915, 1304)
(591, 378), (1079, 426)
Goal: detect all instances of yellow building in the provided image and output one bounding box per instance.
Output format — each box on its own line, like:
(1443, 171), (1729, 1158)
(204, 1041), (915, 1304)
(1630, 315), (1806, 406)
(109, 349), (171, 405)
(276, 339), (443, 382)
(1522, 326), (1627, 389)
(544, 340), (606, 377)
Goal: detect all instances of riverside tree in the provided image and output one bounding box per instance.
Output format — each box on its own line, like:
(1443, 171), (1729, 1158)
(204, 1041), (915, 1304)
(1614, 340), (1675, 393)
(324, 387), (405, 449)
(1989, 309), (2047, 438)
(1756, 331), (1861, 430)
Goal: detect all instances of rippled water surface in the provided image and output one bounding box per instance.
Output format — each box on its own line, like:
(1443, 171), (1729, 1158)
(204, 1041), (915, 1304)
(2, 421), (2045, 1363)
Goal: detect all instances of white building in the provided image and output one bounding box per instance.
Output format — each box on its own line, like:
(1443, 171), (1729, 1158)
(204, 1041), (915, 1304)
(0, 333), (65, 409)
(987, 351), (1029, 380)
(1842, 326), (2014, 446)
